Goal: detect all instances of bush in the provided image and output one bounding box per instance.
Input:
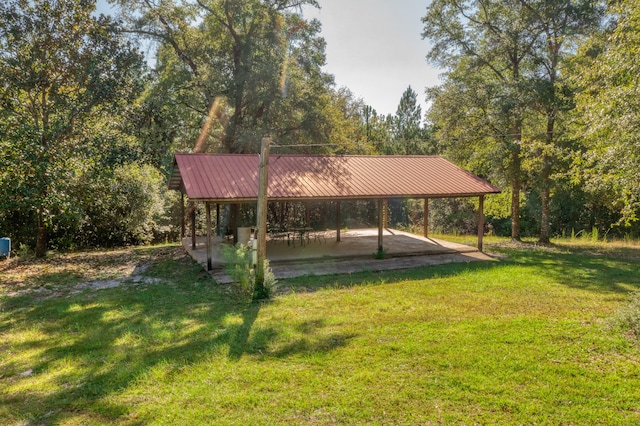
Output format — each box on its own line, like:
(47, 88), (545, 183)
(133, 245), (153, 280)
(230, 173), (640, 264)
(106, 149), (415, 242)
(67, 163), (176, 247)
(222, 243), (277, 302)
(612, 292), (640, 344)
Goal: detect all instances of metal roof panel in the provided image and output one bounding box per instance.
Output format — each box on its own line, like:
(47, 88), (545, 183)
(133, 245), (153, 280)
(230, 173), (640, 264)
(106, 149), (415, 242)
(169, 153), (501, 201)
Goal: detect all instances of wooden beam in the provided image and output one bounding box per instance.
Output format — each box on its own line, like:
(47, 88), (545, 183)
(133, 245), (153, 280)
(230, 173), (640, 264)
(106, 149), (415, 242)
(191, 202), (196, 249)
(206, 202), (212, 271)
(216, 204), (220, 236)
(383, 199), (388, 229)
(230, 204), (238, 244)
(378, 199), (384, 252)
(478, 195), (485, 252)
(336, 201), (341, 242)
(424, 198), (429, 238)
(180, 193), (185, 239)
(305, 201), (310, 226)
(254, 136), (270, 296)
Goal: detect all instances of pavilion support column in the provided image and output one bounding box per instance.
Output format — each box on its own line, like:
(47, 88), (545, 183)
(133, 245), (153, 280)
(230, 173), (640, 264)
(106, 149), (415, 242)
(336, 201), (341, 242)
(383, 199), (388, 229)
(305, 202), (310, 227)
(216, 204), (220, 236)
(230, 203), (239, 244)
(206, 202), (212, 271)
(191, 202), (196, 249)
(478, 195), (485, 252)
(254, 136), (271, 297)
(180, 193), (185, 239)
(424, 198), (429, 238)
(377, 199), (384, 252)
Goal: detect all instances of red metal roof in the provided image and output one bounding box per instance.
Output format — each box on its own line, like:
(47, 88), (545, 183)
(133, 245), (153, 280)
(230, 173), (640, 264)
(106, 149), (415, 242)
(169, 153), (501, 202)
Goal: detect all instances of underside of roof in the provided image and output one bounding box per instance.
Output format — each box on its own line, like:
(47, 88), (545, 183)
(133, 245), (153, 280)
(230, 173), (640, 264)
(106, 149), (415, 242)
(168, 153), (501, 203)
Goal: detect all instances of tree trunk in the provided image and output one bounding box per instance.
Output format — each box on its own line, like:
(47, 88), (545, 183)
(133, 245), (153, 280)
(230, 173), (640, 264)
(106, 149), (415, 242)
(511, 171), (521, 241)
(35, 213), (48, 258)
(510, 126), (522, 241)
(539, 114), (555, 244)
(539, 182), (551, 244)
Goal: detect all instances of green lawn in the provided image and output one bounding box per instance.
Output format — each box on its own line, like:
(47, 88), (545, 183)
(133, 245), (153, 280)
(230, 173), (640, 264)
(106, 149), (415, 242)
(1, 239), (639, 425)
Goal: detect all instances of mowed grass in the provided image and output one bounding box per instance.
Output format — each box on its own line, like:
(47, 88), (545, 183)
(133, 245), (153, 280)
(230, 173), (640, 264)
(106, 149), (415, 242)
(1, 239), (639, 425)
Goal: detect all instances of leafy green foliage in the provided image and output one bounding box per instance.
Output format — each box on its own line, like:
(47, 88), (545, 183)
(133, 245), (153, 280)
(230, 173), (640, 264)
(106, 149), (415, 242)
(423, 0), (603, 242)
(70, 163), (176, 247)
(0, 0), (146, 255)
(379, 86), (434, 155)
(570, 0), (640, 226)
(110, 0), (361, 154)
(222, 243), (277, 302)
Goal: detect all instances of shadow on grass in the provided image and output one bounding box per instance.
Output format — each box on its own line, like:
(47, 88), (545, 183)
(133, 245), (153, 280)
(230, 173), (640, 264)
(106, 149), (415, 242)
(276, 241), (640, 296)
(275, 258), (505, 294)
(0, 249), (355, 424)
(3, 242), (638, 423)
(489, 242), (640, 294)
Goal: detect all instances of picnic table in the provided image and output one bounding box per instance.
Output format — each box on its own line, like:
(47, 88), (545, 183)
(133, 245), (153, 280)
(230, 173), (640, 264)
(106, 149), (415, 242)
(290, 227), (313, 247)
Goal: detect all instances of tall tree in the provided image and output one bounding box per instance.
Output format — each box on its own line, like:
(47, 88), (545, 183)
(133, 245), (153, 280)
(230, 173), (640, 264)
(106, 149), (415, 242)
(112, 0), (346, 153)
(389, 86), (432, 155)
(0, 0), (145, 256)
(519, 0), (601, 242)
(423, 0), (539, 240)
(570, 0), (640, 225)
(361, 105), (392, 153)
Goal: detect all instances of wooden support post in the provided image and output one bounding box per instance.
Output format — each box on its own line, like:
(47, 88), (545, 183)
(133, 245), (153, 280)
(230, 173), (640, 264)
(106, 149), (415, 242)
(305, 202), (310, 227)
(378, 199), (384, 252)
(478, 195), (485, 252)
(424, 198), (429, 238)
(230, 204), (239, 244)
(254, 136), (270, 297)
(383, 199), (388, 229)
(216, 204), (220, 237)
(191, 202), (196, 249)
(206, 202), (213, 270)
(180, 193), (185, 239)
(336, 201), (341, 242)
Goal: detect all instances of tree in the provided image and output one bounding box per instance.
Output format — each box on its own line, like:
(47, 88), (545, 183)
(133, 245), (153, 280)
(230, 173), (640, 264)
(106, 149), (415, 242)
(519, 0), (601, 243)
(388, 86), (432, 155)
(111, 0), (348, 154)
(570, 0), (640, 226)
(361, 105), (392, 153)
(423, 0), (539, 240)
(0, 0), (145, 256)
(423, 0), (601, 242)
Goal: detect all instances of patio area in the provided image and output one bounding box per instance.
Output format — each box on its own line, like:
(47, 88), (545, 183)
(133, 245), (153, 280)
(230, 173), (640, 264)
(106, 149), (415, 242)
(182, 229), (494, 283)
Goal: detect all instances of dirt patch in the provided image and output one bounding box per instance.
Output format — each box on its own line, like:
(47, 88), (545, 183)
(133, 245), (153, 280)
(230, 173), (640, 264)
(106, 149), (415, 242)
(0, 245), (182, 300)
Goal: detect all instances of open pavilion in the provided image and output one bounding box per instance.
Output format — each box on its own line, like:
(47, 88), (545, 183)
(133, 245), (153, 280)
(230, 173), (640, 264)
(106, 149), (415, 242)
(168, 152), (500, 275)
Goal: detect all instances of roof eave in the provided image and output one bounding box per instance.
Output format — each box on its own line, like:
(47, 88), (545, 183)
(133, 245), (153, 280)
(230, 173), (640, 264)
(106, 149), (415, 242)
(184, 190), (501, 203)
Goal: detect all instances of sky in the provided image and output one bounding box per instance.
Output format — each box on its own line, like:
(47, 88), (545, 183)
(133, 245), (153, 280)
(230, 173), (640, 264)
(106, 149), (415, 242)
(96, 0), (442, 117)
(303, 0), (441, 116)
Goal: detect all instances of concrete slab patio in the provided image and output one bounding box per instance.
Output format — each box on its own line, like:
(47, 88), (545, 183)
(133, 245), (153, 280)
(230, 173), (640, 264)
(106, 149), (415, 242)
(182, 229), (494, 283)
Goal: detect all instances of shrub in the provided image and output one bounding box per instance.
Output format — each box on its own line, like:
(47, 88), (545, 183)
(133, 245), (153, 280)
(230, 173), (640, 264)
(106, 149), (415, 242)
(223, 243), (255, 301)
(612, 292), (640, 343)
(68, 163), (175, 247)
(222, 243), (277, 302)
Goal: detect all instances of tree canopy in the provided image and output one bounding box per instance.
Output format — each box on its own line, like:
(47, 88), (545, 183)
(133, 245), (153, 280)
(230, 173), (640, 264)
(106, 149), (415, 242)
(1, 0), (639, 255)
(570, 0), (640, 225)
(0, 0), (146, 256)
(423, 0), (603, 242)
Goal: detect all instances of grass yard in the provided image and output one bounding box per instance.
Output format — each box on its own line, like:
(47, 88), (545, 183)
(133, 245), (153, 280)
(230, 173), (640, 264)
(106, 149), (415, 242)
(1, 239), (639, 425)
